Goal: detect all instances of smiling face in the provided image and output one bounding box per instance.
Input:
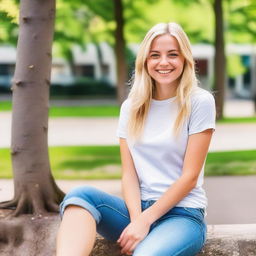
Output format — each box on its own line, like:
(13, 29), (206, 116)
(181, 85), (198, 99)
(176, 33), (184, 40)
(146, 34), (185, 94)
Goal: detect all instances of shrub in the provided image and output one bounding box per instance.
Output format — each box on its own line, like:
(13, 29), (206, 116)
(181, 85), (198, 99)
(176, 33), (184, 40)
(50, 77), (116, 96)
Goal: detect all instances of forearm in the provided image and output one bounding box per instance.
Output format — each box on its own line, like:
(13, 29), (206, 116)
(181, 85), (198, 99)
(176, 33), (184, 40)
(141, 173), (196, 225)
(122, 171), (142, 221)
(119, 138), (142, 221)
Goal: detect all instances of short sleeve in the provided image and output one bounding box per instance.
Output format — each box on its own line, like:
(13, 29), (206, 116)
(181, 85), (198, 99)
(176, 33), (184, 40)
(188, 91), (216, 135)
(116, 99), (130, 138)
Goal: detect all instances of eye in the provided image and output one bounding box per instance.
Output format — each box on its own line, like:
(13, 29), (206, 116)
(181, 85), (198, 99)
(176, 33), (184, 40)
(149, 54), (160, 58)
(168, 53), (178, 57)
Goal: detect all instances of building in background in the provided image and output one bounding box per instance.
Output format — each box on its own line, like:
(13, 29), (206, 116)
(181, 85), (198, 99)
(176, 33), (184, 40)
(0, 43), (255, 98)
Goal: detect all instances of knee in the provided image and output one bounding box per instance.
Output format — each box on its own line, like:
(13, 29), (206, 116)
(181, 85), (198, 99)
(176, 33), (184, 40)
(133, 243), (167, 256)
(63, 185), (99, 202)
(60, 186), (102, 221)
(133, 245), (155, 256)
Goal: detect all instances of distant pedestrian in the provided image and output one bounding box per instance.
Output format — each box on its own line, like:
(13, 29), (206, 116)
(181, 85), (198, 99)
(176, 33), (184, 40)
(56, 22), (216, 256)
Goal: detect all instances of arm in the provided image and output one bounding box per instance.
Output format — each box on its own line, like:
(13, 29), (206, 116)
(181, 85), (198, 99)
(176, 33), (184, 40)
(118, 129), (213, 254)
(119, 138), (142, 221)
(141, 128), (213, 224)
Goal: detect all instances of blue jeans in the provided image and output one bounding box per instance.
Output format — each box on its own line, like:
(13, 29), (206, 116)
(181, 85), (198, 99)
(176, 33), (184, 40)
(59, 186), (207, 256)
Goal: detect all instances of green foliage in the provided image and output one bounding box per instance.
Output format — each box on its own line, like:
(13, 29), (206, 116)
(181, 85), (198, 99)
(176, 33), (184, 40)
(132, 0), (214, 44)
(0, 0), (18, 22)
(81, 0), (114, 21)
(0, 0), (18, 44)
(227, 54), (246, 78)
(0, 0), (255, 47)
(53, 1), (92, 60)
(226, 0), (256, 43)
(50, 77), (116, 97)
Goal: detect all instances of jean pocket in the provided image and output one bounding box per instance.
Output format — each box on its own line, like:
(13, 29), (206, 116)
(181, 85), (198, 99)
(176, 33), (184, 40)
(183, 207), (205, 220)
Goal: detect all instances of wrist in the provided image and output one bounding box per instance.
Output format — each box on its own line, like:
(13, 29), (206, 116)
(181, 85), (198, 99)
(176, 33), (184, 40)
(140, 209), (156, 225)
(130, 213), (140, 222)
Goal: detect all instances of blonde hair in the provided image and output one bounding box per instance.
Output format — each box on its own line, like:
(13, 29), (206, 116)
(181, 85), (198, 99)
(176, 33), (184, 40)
(127, 22), (198, 140)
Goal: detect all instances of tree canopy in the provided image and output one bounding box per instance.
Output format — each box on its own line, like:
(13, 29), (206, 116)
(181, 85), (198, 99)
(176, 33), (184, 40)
(1, 0), (255, 49)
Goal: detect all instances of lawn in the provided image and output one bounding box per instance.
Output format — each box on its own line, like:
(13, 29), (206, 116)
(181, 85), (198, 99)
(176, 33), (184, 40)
(49, 105), (120, 117)
(218, 117), (256, 123)
(1, 101), (12, 111)
(0, 146), (256, 179)
(1, 101), (120, 117)
(2, 100), (256, 121)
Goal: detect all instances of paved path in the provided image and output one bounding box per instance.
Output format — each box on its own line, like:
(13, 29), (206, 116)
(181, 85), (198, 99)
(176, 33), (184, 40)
(1, 98), (256, 150)
(1, 112), (256, 151)
(0, 176), (256, 225)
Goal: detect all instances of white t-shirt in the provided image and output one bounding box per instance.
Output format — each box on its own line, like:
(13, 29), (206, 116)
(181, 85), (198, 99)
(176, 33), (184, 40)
(116, 88), (216, 209)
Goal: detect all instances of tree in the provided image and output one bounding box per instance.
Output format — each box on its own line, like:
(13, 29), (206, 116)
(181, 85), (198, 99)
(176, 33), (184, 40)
(213, 0), (225, 119)
(0, 0), (64, 217)
(173, 0), (225, 118)
(226, 0), (256, 112)
(82, 0), (128, 104)
(114, 0), (127, 104)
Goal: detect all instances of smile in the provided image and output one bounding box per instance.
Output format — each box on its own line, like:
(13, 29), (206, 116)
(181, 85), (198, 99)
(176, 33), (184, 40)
(157, 70), (172, 74)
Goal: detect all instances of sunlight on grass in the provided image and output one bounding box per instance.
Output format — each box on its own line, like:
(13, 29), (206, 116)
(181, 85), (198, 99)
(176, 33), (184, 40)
(0, 146), (256, 179)
(1, 100), (256, 121)
(1, 101), (12, 111)
(49, 105), (120, 117)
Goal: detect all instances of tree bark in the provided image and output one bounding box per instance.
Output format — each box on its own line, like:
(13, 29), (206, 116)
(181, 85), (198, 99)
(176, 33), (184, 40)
(213, 0), (226, 119)
(0, 0), (64, 217)
(113, 0), (128, 105)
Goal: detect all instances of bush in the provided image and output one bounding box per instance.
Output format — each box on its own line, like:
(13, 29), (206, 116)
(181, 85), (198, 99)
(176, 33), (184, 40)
(0, 86), (11, 94)
(50, 77), (116, 96)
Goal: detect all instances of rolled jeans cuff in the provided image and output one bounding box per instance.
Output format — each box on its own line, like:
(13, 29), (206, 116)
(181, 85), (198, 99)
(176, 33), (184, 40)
(59, 197), (101, 224)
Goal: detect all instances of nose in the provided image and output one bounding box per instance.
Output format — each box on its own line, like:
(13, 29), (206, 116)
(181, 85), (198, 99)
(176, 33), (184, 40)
(159, 56), (169, 65)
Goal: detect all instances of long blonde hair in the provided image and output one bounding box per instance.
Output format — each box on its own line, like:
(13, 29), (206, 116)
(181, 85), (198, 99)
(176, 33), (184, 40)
(127, 22), (198, 140)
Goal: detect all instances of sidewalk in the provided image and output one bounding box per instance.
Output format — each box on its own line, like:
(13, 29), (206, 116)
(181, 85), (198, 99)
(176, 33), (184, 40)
(0, 176), (256, 225)
(1, 112), (256, 151)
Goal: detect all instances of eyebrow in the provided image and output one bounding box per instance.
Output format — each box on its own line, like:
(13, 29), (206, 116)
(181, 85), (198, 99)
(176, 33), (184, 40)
(149, 49), (179, 53)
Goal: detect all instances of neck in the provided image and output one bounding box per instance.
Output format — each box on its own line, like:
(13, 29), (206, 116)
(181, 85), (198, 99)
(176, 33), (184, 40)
(153, 83), (177, 100)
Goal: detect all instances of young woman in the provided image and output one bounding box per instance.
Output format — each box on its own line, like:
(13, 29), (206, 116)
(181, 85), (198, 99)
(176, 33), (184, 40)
(56, 22), (216, 256)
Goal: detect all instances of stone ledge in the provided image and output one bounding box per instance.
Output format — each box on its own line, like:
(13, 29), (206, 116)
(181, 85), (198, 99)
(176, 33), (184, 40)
(0, 214), (255, 256)
(91, 224), (256, 256)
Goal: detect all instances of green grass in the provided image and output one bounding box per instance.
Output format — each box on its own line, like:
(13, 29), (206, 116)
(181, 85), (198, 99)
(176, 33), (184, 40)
(205, 150), (256, 176)
(49, 105), (120, 117)
(218, 117), (256, 123)
(1, 101), (12, 111)
(0, 146), (256, 179)
(0, 146), (122, 180)
(2, 100), (256, 121)
(1, 101), (120, 117)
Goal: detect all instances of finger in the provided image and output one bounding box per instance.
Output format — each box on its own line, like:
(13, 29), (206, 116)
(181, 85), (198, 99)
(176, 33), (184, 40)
(121, 239), (135, 254)
(117, 228), (127, 243)
(119, 234), (129, 248)
(129, 240), (141, 253)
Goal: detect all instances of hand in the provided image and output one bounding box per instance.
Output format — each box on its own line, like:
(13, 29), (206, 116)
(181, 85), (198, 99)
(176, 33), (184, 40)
(117, 214), (151, 255)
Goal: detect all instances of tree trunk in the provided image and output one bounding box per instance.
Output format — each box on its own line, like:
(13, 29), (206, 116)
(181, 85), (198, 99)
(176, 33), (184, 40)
(113, 0), (128, 105)
(0, 0), (64, 217)
(213, 0), (226, 119)
(95, 43), (104, 80)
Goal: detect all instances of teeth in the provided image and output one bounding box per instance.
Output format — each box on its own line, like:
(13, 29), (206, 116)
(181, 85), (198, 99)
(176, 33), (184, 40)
(157, 70), (171, 74)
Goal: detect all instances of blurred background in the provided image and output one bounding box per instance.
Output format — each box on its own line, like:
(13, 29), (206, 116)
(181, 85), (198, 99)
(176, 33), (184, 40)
(0, 0), (256, 225)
